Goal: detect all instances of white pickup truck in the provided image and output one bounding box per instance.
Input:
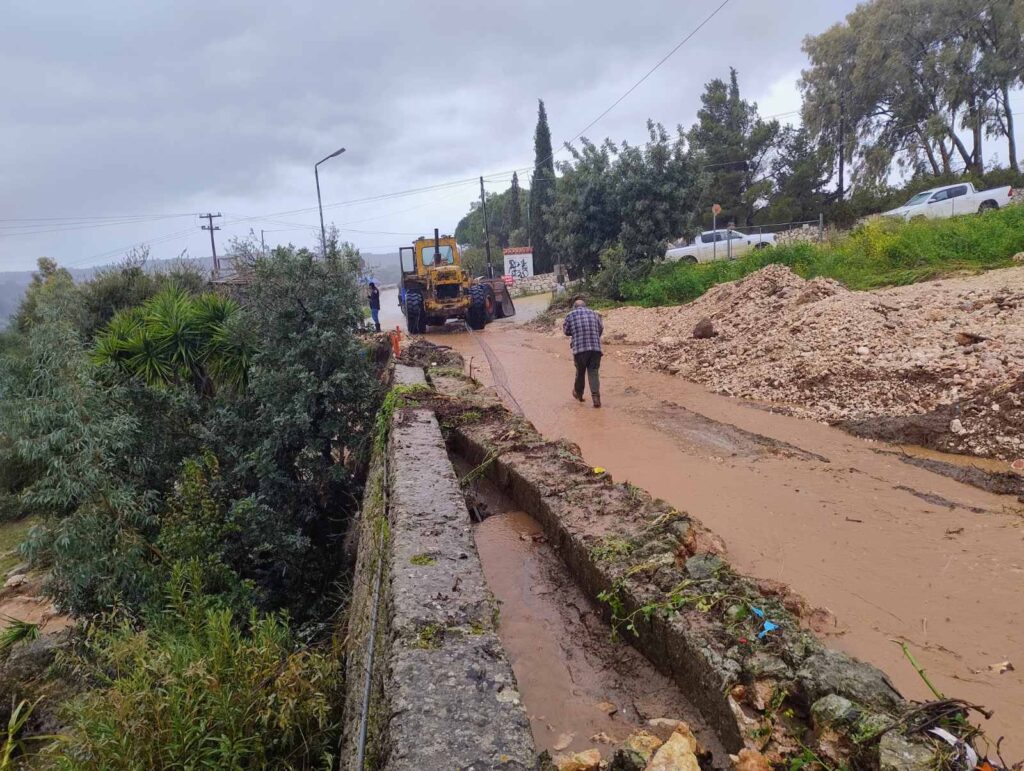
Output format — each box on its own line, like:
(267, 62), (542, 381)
(664, 229), (775, 264)
(881, 182), (1015, 221)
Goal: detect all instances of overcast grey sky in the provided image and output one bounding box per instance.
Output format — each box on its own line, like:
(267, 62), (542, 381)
(0, 0), (897, 271)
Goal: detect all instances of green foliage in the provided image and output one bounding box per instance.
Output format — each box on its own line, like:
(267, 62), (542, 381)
(2, 698), (49, 771)
(530, 99), (557, 273)
(502, 171), (523, 244)
(622, 204), (1024, 306)
(13, 259), (79, 334)
(50, 565), (342, 770)
(154, 453), (255, 611)
(77, 248), (206, 340)
(550, 122), (699, 275)
(801, 0), (1024, 183)
(0, 310), (163, 613)
(689, 68), (781, 227)
(93, 287), (251, 397)
(590, 537), (635, 562)
(588, 243), (650, 301)
(205, 244), (382, 619)
(0, 617), (40, 657)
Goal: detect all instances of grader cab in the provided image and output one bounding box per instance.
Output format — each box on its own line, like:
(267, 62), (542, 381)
(398, 229), (515, 334)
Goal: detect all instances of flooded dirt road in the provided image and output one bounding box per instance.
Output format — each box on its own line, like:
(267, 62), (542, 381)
(414, 291), (1024, 755)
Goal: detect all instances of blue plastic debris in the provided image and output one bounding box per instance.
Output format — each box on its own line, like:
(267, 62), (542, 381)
(758, 621), (779, 639)
(749, 607), (778, 639)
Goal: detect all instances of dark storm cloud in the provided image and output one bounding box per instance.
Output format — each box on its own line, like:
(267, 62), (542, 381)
(0, 0), (860, 271)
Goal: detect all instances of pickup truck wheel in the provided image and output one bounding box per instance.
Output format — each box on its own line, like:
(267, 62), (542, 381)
(682, 256), (698, 264)
(753, 242), (770, 250)
(978, 200), (999, 213)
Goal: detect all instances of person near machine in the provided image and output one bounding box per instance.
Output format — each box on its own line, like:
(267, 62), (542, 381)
(562, 297), (603, 408)
(367, 281), (381, 332)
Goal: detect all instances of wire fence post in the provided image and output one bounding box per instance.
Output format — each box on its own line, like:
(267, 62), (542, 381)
(818, 213), (824, 243)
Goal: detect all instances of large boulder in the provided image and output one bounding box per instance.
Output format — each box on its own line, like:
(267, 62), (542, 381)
(692, 318), (717, 339)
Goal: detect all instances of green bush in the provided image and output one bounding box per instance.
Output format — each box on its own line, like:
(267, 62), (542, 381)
(49, 565), (342, 770)
(622, 204), (1024, 306)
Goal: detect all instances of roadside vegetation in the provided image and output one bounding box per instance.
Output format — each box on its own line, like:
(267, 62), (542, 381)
(621, 204), (1024, 306)
(0, 236), (382, 768)
(454, 0), (1024, 303)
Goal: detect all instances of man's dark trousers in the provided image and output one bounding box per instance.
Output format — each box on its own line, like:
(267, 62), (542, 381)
(573, 350), (601, 397)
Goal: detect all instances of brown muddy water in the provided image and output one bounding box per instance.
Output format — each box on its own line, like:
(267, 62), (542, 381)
(460, 459), (727, 764)
(434, 317), (1024, 757)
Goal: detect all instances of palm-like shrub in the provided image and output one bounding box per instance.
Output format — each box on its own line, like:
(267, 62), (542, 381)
(93, 288), (251, 396)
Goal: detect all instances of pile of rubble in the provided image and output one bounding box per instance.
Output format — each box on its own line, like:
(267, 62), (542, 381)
(602, 264), (1024, 459)
(543, 718), (769, 771)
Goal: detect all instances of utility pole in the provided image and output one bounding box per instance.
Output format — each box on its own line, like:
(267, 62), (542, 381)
(261, 229), (266, 255)
(479, 177), (493, 278)
(200, 213), (222, 276)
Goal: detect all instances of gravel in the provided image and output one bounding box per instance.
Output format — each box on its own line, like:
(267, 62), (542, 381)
(598, 264), (1024, 459)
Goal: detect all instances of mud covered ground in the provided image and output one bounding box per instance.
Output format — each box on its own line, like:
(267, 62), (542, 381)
(598, 265), (1024, 463)
(416, 310), (1024, 759)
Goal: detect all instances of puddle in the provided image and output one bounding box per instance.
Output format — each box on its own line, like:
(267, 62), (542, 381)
(894, 444), (1014, 475)
(462, 460), (726, 764)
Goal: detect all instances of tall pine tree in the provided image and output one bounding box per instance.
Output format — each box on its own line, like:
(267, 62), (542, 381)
(502, 172), (522, 247)
(688, 69), (779, 227)
(529, 100), (556, 272)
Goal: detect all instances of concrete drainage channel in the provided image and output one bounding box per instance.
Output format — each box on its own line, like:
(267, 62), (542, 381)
(340, 356), (952, 770)
(459, 453), (729, 765)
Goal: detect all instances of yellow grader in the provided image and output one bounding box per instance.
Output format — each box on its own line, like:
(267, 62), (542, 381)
(398, 229), (515, 333)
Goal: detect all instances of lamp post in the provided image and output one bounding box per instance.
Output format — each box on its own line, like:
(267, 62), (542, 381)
(315, 146), (346, 255)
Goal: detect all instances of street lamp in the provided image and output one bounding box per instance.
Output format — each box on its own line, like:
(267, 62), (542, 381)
(315, 146), (346, 255)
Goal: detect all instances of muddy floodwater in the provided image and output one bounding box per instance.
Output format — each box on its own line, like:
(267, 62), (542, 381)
(465, 464), (726, 763)
(433, 304), (1024, 756)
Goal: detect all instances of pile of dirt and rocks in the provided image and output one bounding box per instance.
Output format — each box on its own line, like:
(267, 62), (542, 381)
(601, 264), (1024, 460)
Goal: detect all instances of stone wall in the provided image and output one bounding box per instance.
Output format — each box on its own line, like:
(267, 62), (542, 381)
(508, 272), (559, 297)
(773, 224), (832, 246)
(339, 365), (536, 771)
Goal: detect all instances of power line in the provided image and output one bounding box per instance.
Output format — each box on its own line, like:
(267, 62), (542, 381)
(559, 0), (733, 153)
(0, 213), (199, 237)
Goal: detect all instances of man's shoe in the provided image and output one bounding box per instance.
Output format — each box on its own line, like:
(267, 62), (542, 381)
(592, 393), (601, 408)
(572, 389), (585, 402)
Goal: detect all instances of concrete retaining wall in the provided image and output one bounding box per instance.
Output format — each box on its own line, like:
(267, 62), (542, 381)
(340, 366), (536, 770)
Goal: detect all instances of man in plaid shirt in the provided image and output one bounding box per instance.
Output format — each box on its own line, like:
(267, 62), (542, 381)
(563, 298), (604, 407)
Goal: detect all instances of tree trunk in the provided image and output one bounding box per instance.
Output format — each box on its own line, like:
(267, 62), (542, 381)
(1002, 84), (1019, 172)
(917, 130), (940, 175)
(938, 139), (952, 175)
(948, 123), (974, 170)
(969, 99), (984, 174)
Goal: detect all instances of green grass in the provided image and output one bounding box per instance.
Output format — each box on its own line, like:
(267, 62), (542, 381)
(0, 517), (36, 577)
(622, 205), (1024, 307)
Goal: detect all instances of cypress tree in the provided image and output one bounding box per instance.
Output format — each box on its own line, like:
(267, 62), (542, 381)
(529, 100), (556, 273)
(502, 172), (522, 247)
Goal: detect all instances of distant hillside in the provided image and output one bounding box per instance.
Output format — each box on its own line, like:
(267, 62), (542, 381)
(1, 250), (401, 328)
(362, 252), (401, 286)
(0, 257), (212, 329)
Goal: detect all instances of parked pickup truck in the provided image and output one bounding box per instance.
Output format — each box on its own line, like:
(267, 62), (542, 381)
(664, 229), (775, 263)
(881, 182), (1015, 221)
